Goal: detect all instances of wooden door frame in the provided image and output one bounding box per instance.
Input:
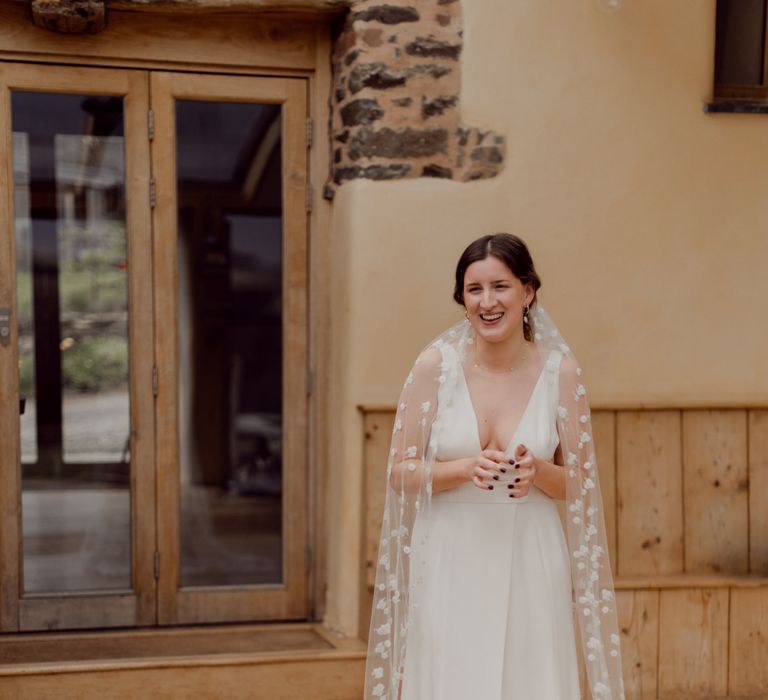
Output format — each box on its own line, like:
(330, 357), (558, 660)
(151, 71), (310, 625)
(0, 62), (156, 631)
(0, 9), (334, 631)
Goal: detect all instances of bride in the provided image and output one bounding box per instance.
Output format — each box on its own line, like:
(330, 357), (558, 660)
(364, 234), (625, 699)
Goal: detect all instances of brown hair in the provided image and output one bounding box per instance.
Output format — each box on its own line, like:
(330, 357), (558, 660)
(453, 233), (542, 341)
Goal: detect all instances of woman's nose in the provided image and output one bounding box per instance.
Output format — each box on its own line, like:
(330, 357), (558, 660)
(481, 288), (493, 307)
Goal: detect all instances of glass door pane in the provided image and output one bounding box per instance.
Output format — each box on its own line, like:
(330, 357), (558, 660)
(175, 99), (284, 587)
(0, 63), (154, 632)
(151, 72), (308, 624)
(12, 91), (132, 593)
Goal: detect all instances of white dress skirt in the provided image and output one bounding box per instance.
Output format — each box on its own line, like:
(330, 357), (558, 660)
(400, 348), (581, 700)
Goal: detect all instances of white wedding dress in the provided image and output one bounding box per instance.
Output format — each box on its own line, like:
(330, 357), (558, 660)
(400, 347), (581, 700)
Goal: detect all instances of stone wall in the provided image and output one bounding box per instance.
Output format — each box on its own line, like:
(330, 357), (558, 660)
(328, 0), (505, 190)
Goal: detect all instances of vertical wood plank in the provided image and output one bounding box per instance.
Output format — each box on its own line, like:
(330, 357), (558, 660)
(616, 589), (659, 699)
(360, 410), (394, 637)
(0, 71), (21, 632)
(658, 588), (729, 697)
(729, 586), (768, 696)
(616, 411), (683, 576)
(683, 410), (749, 573)
(749, 410), (768, 574)
(124, 69), (156, 628)
(592, 411), (617, 573)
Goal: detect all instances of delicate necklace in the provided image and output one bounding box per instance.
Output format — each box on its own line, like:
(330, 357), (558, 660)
(473, 350), (528, 374)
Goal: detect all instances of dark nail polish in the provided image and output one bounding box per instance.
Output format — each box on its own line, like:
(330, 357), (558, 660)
(509, 493), (515, 498)
(507, 484), (513, 489)
(515, 478), (520, 483)
(488, 485), (494, 490)
(493, 475), (499, 481)
(509, 459), (515, 465)
(500, 468), (507, 473)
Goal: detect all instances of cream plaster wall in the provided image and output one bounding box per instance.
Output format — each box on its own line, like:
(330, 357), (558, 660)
(323, 0), (768, 636)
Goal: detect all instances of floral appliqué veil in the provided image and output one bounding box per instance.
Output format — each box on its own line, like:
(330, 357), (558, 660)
(364, 304), (625, 700)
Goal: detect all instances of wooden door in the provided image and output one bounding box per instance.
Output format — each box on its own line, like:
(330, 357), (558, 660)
(150, 72), (309, 624)
(0, 63), (156, 631)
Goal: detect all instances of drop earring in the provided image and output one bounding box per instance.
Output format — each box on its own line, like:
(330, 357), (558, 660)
(465, 309), (469, 320)
(523, 304), (529, 325)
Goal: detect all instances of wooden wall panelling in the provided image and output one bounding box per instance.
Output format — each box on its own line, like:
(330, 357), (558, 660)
(616, 589), (659, 700)
(683, 410), (749, 573)
(749, 410), (768, 574)
(657, 588), (729, 697)
(729, 586), (768, 697)
(616, 411), (683, 576)
(592, 411), (617, 571)
(360, 410), (394, 636)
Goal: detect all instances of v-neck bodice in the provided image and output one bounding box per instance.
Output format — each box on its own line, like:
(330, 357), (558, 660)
(434, 345), (562, 504)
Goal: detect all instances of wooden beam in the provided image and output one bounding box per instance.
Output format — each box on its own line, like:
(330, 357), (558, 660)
(31, 0), (106, 34)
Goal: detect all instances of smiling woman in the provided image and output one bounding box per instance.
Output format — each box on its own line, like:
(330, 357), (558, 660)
(365, 234), (625, 700)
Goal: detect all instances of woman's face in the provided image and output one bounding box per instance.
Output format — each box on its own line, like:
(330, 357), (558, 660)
(462, 255), (533, 343)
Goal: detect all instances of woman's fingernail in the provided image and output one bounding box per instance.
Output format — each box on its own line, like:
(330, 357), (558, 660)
(509, 493), (515, 498)
(493, 475), (499, 481)
(509, 459), (515, 465)
(507, 484), (513, 489)
(515, 478), (520, 483)
(488, 485), (494, 490)
(500, 467), (507, 473)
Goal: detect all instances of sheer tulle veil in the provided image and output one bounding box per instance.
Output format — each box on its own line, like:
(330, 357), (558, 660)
(364, 304), (626, 700)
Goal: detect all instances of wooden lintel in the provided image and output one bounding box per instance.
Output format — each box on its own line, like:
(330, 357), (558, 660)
(31, 0), (107, 34)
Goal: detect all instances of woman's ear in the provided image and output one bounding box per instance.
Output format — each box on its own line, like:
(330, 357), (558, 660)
(524, 284), (535, 307)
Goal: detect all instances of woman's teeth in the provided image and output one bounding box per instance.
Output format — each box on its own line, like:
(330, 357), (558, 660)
(480, 312), (503, 322)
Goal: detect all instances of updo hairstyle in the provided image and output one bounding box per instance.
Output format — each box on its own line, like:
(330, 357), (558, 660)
(453, 233), (542, 341)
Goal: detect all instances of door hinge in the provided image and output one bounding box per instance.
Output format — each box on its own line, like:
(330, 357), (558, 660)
(149, 177), (156, 209)
(153, 550), (160, 580)
(306, 117), (313, 149)
(305, 182), (313, 213)
(152, 365), (158, 396)
(148, 110), (155, 141)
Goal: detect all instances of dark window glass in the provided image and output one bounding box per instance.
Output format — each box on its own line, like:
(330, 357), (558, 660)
(715, 0), (767, 86)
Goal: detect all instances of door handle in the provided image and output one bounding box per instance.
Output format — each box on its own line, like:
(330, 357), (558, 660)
(0, 307), (9, 347)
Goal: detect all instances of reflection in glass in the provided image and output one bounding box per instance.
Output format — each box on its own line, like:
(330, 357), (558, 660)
(176, 100), (283, 587)
(12, 92), (131, 593)
(715, 0), (766, 86)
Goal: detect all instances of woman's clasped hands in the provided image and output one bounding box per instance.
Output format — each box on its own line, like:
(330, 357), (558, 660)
(466, 443), (539, 498)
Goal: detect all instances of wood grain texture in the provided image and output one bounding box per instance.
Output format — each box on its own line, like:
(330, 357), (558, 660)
(658, 588), (729, 697)
(0, 71), (21, 632)
(0, 3), (316, 71)
(616, 589), (658, 699)
(616, 411), (684, 576)
(592, 410), (617, 571)
(123, 70), (156, 628)
(729, 586), (768, 696)
(151, 71), (309, 625)
(1, 62), (153, 632)
(307, 23), (333, 624)
(683, 410), (749, 573)
(0, 654), (365, 700)
(360, 411), (393, 635)
(749, 410), (768, 574)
